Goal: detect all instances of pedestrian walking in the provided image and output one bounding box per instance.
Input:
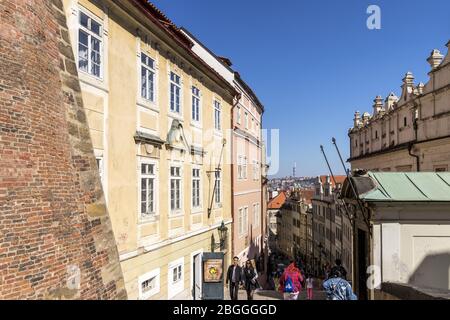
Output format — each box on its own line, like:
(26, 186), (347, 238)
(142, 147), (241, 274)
(226, 256), (244, 300)
(243, 260), (258, 300)
(305, 274), (314, 300)
(278, 261), (304, 300)
(322, 268), (357, 300)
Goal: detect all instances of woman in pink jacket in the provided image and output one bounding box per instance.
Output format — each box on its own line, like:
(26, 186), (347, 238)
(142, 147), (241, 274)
(278, 261), (304, 300)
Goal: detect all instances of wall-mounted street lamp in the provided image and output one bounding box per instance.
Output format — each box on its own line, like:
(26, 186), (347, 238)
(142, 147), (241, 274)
(211, 221), (228, 252)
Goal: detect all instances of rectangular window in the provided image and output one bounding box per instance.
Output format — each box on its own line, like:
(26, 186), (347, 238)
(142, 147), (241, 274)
(254, 203), (260, 227)
(214, 100), (221, 130)
(245, 112), (248, 129)
(95, 156), (103, 183)
(403, 117), (407, 127)
(253, 160), (259, 180)
(78, 11), (102, 78)
(138, 269), (160, 300)
(192, 168), (201, 208)
(237, 106), (241, 124)
(140, 163), (155, 216)
(434, 165), (448, 172)
(239, 208), (244, 235)
(243, 207), (248, 234)
(141, 53), (155, 101)
(192, 86), (200, 122)
(170, 72), (181, 113)
(214, 171), (221, 204)
(170, 166), (181, 211)
(172, 265), (182, 283)
(242, 156), (247, 179)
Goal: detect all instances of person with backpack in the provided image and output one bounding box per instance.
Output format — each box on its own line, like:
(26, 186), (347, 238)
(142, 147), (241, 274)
(278, 261), (304, 300)
(322, 268), (357, 300)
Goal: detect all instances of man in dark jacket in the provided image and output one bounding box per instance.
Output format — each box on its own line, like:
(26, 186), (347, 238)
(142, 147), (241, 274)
(330, 259), (347, 280)
(226, 256), (243, 300)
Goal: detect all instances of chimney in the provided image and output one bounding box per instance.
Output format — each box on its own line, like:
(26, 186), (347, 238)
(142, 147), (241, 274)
(384, 92), (399, 110)
(401, 72), (415, 101)
(427, 49), (444, 70)
(353, 111), (361, 128)
(372, 95), (384, 116)
(416, 82), (425, 95)
(362, 112), (371, 125)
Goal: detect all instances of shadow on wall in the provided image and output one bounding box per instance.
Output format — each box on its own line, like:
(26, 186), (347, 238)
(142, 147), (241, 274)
(408, 252), (450, 291)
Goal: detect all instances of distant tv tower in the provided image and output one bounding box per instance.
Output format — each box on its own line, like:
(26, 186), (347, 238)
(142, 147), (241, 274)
(293, 162), (296, 178)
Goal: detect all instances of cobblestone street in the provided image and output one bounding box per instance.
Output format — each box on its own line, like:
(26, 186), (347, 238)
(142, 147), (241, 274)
(225, 288), (327, 300)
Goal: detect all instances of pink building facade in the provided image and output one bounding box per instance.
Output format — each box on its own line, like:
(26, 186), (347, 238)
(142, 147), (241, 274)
(232, 74), (264, 265)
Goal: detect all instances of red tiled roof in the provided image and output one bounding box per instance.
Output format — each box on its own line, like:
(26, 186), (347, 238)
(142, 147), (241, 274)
(129, 1), (237, 98)
(319, 175), (346, 187)
(268, 191), (287, 209)
(135, 0), (193, 47)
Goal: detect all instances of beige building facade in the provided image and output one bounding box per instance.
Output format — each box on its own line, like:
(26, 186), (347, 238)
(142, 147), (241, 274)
(348, 41), (450, 173)
(312, 176), (352, 279)
(181, 30), (266, 267)
(62, 0), (236, 299)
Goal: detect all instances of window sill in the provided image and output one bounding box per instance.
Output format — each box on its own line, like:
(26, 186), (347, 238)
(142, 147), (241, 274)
(190, 121), (202, 129)
(168, 111), (183, 121)
(169, 211), (184, 218)
(137, 99), (159, 113)
(78, 72), (107, 92)
(139, 214), (159, 223)
(191, 208), (203, 214)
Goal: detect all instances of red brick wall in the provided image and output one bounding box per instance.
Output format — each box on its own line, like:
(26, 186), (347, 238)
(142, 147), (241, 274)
(0, 0), (126, 299)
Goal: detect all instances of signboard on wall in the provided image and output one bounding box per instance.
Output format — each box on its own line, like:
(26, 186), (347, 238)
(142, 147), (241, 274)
(203, 258), (223, 283)
(202, 252), (225, 300)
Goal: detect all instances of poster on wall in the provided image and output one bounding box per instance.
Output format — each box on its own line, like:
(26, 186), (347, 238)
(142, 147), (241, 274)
(203, 258), (223, 283)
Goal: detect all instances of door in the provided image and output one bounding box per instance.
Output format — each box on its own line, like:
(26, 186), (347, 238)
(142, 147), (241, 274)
(193, 253), (202, 300)
(357, 228), (368, 300)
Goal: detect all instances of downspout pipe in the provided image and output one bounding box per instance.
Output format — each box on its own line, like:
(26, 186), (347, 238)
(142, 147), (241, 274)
(408, 113), (420, 171)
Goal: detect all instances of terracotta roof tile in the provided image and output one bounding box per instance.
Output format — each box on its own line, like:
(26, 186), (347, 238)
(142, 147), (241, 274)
(268, 191), (287, 209)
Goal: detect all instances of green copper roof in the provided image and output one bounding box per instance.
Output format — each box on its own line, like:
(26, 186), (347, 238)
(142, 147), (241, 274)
(360, 172), (450, 202)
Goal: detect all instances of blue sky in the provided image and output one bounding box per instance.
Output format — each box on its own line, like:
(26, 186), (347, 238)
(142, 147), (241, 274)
(152, 0), (450, 177)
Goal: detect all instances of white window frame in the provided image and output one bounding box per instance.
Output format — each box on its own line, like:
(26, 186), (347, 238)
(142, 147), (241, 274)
(191, 86), (201, 123)
(243, 206), (248, 235)
(168, 257), (184, 299)
(191, 167), (202, 210)
(138, 268), (160, 300)
(138, 159), (158, 220)
(237, 106), (241, 125)
(245, 112), (249, 129)
(169, 165), (183, 215)
(253, 203), (260, 228)
(169, 71), (182, 115)
(242, 156), (247, 179)
(77, 9), (103, 79)
(95, 156), (103, 184)
(253, 160), (259, 181)
(214, 100), (221, 131)
(238, 207), (244, 235)
(140, 52), (156, 102)
(214, 170), (221, 206)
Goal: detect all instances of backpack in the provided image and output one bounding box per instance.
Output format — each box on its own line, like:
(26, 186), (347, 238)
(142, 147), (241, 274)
(284, 275), (294, 293)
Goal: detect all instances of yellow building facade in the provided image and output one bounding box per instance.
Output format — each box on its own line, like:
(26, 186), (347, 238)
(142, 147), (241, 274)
(62, 0), (236, 299)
